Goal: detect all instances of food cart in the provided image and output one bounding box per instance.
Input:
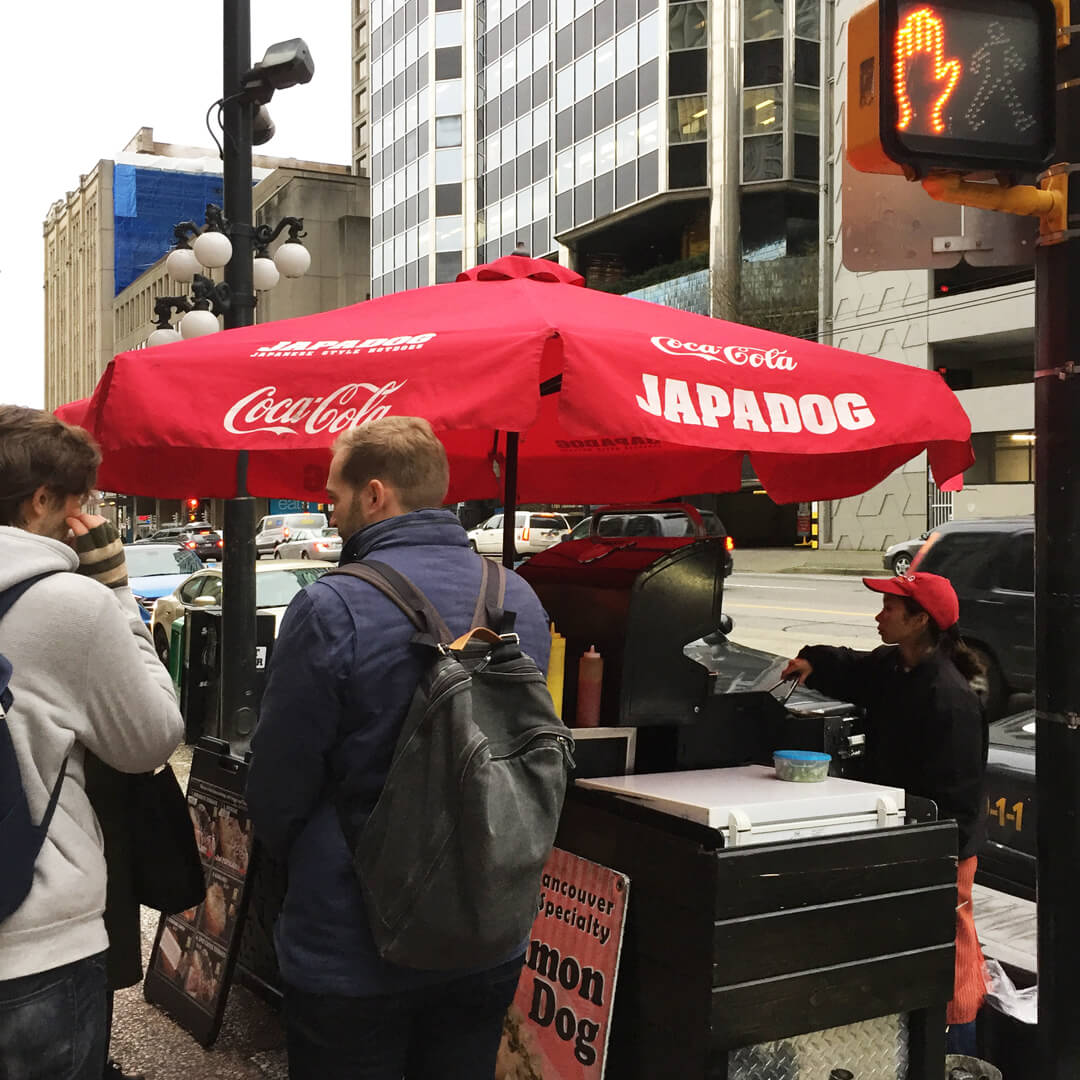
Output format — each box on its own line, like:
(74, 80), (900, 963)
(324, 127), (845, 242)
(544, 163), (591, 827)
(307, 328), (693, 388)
(516, 510), (958, 1079)
(63, 254), (980, 1072)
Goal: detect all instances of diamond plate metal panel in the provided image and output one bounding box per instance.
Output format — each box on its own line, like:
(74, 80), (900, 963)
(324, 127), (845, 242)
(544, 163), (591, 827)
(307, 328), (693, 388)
(728, 1013), (909, 1080)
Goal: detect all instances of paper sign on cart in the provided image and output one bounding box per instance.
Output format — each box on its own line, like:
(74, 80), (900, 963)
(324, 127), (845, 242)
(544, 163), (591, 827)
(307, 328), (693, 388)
(496, 848), (629, 1079)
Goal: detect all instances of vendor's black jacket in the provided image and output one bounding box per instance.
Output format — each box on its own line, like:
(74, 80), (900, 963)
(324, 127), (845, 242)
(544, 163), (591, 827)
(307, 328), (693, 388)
(798, 644), (988, 858)
(246, 509), (551, 996)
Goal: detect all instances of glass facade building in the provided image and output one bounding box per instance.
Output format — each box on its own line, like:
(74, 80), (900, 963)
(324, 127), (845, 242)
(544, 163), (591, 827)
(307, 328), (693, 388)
(355, 0), (822, 300)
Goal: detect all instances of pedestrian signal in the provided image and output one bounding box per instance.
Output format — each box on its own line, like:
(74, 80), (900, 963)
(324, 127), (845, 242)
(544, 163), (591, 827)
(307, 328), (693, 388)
(847, 0), (1054, 176)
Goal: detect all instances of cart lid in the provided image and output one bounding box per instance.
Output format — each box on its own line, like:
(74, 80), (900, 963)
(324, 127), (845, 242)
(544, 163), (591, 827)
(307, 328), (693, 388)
(575, 765), (905, 828)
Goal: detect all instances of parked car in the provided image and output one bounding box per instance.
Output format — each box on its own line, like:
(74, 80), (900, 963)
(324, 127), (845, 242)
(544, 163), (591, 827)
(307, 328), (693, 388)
(977, 709), (1036, 901)
(562, 506), (735, 576)
(466, 512), (570, 555)
(881, 518), (978, 576)
(255, 512), (329, 558)
(124, 544), (204, 624)
(150, 559), (329, 664)
(137, 522), (223, 563)
(910, 515), (1033, 720)
(275, 527), (342, 562)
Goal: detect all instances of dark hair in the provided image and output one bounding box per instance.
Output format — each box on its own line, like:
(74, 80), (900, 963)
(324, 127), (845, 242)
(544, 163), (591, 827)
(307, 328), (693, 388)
(900, 596), (985, 682)
(0, 405), (101, 526)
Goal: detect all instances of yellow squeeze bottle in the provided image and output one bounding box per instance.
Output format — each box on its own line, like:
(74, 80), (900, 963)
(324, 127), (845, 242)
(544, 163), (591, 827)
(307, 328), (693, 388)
(547, 625), (566, 719)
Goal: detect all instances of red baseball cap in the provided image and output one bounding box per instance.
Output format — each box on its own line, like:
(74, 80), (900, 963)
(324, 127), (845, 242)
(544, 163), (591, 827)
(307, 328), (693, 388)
(862, 572), (959, 631)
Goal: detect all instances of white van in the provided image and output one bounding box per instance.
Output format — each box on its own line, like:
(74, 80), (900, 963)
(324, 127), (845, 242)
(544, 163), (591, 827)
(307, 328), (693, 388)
(255, 512), (329, 558)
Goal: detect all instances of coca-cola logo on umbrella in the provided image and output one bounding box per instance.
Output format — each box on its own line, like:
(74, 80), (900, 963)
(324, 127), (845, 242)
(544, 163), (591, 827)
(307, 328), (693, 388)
(224, 381), (408, 436)
(650, 337), (798, 371)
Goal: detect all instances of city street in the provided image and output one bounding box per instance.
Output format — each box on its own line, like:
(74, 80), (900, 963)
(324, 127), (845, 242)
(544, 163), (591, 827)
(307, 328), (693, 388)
(722, 571), (883, 659)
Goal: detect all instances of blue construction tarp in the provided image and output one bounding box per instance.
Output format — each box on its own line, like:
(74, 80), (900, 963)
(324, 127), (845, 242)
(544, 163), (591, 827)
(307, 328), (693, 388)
(113, 164), (226, 295)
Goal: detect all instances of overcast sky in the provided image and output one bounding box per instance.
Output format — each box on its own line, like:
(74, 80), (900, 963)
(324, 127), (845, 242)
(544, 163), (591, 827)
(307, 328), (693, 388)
(0, 3), (351, 409)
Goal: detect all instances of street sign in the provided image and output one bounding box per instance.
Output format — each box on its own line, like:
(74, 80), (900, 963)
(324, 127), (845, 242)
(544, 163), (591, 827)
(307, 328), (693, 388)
(848, 0), (1055, 177)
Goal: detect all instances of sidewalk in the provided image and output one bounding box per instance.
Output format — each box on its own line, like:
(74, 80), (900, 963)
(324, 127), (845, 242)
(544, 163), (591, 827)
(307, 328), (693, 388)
(109, 746), (288, 1080)
(733, 547), (887, 576)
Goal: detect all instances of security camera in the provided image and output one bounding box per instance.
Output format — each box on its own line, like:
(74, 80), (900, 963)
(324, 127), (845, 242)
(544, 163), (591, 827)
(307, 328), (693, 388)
(252, 105), (276, 146)
(241, 38), (315, 104)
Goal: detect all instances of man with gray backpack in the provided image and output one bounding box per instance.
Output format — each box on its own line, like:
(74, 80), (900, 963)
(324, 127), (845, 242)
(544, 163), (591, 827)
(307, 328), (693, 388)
(0, 406), (184, 1080)
(247, 416), (571, 1080)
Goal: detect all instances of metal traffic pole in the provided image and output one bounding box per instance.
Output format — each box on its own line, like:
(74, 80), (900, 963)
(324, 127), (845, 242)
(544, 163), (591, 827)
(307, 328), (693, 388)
(219, 0), (259, 748)
(1036, 6), (1080, 1073)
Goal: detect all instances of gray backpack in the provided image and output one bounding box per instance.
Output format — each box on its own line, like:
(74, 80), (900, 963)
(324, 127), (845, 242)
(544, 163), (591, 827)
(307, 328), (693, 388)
(327, 557), (574, 971)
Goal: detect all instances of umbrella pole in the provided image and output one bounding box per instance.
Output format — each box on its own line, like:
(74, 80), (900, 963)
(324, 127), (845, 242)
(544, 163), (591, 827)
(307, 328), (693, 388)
(501, 431), (519, 570)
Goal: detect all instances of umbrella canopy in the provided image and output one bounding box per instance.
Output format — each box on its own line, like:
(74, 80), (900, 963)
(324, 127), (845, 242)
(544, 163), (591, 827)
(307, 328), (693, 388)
(70, 255), (972, 505)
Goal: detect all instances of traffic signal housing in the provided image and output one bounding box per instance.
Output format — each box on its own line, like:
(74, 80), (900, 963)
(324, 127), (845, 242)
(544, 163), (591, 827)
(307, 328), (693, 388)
(186, 497), (200, 522)
(847, 0), (1055, 177)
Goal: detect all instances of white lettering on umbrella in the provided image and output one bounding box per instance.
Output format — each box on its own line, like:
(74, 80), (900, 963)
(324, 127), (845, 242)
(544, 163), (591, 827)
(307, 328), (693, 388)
(732, 389), (769, 432)
(763, 392), (801, 433)
(650, 337), (798, 371)
(252, 334), (436, 356)
(835, 393), (876, 430)
(635, 375), (876, 435)
(697, 384), (731, 427)
(224, 381), (408, 435)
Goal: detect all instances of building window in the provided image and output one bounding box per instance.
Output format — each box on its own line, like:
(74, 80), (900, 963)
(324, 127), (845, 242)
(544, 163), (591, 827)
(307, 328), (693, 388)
(966, 432), (1036, 484)
(435, 115), (463, 146)
(744, 0), (783, 41)
(669, 2), (707, 50)
(669, 95), (708, 142)
(435, 46), (462, 78)
(436, 251), (462, 282)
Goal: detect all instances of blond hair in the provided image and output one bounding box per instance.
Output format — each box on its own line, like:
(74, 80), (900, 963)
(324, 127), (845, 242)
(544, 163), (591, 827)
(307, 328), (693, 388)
(332, 416), (449, 510)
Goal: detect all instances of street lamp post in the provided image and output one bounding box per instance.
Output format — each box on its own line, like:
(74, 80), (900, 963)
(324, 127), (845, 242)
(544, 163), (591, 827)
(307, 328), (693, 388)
(139, 4), (313, 747)
(220, 0), (260, 748)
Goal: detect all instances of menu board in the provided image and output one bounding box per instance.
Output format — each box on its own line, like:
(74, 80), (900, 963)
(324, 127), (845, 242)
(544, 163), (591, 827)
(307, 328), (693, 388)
(144, 739), (256, 1047)
(496, 849), (629, 1080)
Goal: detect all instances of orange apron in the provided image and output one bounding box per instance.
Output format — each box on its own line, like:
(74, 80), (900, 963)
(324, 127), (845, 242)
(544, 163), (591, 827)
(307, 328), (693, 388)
(948, 855), (988, 1024)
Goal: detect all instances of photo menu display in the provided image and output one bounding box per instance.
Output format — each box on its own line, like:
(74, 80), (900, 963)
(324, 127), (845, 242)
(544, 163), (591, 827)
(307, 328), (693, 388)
(144, 741), (256, 1047)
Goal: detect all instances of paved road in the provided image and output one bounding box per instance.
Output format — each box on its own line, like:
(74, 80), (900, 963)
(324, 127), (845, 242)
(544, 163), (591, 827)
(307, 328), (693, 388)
(721, 571), (883, 659)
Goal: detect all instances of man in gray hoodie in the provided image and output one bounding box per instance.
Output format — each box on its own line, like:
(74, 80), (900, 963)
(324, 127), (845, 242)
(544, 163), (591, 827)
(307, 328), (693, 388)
(0, 406), (184, 1080)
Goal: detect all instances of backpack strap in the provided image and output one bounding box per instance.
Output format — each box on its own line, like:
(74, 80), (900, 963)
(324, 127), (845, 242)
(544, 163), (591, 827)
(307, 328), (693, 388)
(327, 561), (454, 648)
(0, 573), (60, 622)
(0, 572), (68, 835)
(474, 559), (515, 634)
(0, 573), (63, 712)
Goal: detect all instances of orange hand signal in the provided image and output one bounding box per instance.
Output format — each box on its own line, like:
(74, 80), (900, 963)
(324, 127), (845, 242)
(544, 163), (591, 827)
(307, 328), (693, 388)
(894, 7), (962, 135)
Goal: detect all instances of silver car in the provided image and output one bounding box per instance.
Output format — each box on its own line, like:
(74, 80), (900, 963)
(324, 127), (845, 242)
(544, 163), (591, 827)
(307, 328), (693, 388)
(274, 527), (342, 562)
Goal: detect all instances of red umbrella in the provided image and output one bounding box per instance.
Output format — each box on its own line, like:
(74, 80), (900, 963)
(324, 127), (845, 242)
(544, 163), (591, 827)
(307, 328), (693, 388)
(71, 254), (972, 505)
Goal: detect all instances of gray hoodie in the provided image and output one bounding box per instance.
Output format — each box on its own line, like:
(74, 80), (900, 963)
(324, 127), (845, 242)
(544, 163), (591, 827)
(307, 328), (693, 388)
(0, 526), (184, 980)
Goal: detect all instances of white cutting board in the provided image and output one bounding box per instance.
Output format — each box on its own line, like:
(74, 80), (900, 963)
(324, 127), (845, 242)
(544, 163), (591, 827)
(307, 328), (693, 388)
(575, 765), (906, 829)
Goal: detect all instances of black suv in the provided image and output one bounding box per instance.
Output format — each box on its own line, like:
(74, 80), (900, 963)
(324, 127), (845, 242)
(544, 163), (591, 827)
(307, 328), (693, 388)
(137, 522), (223, 563)
(912, 515), (1033, 719)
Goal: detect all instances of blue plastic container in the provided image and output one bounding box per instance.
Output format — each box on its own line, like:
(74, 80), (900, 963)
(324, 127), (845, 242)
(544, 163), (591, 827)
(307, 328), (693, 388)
(773, 749), (832, 782)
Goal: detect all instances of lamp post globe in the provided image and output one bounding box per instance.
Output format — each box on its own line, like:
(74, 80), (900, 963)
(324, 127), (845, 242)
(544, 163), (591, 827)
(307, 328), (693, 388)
(147, 327), (183, 347)
(165, 247), (201, 283)
(252, 255), (280, 290)
(273, 241), (311, 278)
(180, 308), (221, 338)
(193, 230), (234, 269)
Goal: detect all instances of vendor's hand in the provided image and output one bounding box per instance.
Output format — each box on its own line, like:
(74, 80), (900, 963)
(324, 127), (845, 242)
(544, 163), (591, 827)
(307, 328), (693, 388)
(781, 657), (813, 684)
(66, 515), (128, 589)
